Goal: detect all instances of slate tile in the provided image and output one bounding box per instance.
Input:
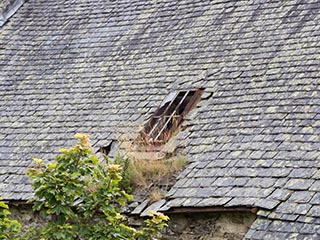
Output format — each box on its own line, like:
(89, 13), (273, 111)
(312, 171), (320, 180)
(212, 177), (246, 187)
(196, 197), (231, 207)
(254, 159), (275, 168)
(310, 193), (320, 205)
(276, 202), (312, 215)
(269, 189), (292, 201)
(309, 180), (320, 191)
(288, 191), (315, 204)
(268, 220), (302, 233)
(296, 234), (318, 240)
(172, 188), (198, 198)
(289, 169), (317, 179)
(180, 197), (201, 207)
(131, 199), (149, 215)
(225, 197), (258, 207)
(257, 209), (271, 218)
(246, 177), (277, 188)
(249, 150), (265, 159)
(308, 205), (320, 218)
(140, 199), (166, 217)
(258, 230), (288, 240)
(244, 228), (255, 239)
(183, 178), (201, 188)
(256, 199), (280, 210)
(297, 216), (317, 224)
(250, 217), (271, 231)
(285, 179), (314, 190)
(299, 223), (319, 234)
(166, 187), (177, 197)
(166, 198), (186, 208)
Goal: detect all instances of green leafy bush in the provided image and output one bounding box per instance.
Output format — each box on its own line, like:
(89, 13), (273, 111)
(0, 198), (21, 240)
(26, 134), (168, 240)
(113, 154), (133, 193)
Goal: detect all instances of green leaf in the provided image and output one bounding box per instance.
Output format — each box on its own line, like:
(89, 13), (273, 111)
(24, 134), (168, 240)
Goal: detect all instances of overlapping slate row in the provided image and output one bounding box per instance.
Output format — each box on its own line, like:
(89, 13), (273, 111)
(165, 73), (320, 237)
(0, 0), (173, 200)
(1, 0), (320, 238)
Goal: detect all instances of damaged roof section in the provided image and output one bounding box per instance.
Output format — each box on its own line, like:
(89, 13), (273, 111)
(163, 74), (320, 238)
(0, 0), (24, 27)
(140, 89), (204, 145)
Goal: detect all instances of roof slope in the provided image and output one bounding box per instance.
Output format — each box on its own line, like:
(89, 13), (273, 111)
(1, 0), (320, 239)
(165, 76), (320, 238)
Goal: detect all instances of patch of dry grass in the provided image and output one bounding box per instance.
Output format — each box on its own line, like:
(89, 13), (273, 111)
(149, 189), (166, 204)
(113, 132), (187, 202)
(128, 156), (186, 188)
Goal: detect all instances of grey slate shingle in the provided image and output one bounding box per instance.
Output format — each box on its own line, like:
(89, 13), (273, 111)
(1, 0), (320, 239)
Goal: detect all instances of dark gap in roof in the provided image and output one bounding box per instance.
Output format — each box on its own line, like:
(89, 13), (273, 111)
(98, 140), (114, 156)
(141, 88), (204, 145)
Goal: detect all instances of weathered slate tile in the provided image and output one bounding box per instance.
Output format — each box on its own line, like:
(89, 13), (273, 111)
(285, 179), (314, 190)
(308, 205), (320, 218)
(288, 191), (316, 204)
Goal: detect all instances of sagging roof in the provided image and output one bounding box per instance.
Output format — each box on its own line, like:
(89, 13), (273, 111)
(0, 0), (320, 239)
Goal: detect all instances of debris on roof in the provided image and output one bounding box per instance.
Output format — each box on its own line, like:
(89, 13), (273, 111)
(141, 89), (203, 144)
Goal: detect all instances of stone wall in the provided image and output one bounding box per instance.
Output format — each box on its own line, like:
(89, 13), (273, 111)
(9, 204), (48, 233)
(164, 212), (256, 240)
(8, 203), (255, 239)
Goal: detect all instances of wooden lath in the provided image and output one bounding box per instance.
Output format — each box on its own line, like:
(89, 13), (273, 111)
(153, 91), (190, 141)
(141, 88), (204, 145)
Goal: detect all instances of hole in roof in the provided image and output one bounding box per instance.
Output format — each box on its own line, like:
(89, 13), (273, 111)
(140, 89), (204, 145)
(98, 140), (114, 156)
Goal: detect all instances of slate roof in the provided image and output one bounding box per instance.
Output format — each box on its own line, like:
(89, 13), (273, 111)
(1, 0), (320, 239)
